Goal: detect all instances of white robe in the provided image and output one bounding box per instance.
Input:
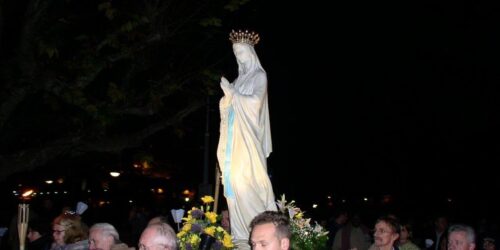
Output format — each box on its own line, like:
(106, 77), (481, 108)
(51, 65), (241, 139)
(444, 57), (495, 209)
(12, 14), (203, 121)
(217, 68), (277, 247)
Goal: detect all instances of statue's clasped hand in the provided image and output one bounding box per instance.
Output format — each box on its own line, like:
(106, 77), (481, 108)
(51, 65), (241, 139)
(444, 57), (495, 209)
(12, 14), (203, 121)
(220, 76), (234, 97)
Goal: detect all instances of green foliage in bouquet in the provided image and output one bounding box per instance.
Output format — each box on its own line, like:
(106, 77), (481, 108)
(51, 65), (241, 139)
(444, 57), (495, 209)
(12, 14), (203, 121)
(276, 194), (329, 250)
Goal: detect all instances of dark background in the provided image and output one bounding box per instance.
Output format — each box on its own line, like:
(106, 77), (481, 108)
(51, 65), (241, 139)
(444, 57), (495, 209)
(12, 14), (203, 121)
(248, 0), (500, 220)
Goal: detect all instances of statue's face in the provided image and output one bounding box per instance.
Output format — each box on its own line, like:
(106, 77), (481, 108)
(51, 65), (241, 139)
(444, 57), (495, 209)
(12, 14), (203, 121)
(233, 43), (252, 64)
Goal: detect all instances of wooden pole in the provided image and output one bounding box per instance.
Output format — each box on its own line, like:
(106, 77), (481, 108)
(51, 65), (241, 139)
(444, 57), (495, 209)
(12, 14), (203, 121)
(18, 204), (29, 250)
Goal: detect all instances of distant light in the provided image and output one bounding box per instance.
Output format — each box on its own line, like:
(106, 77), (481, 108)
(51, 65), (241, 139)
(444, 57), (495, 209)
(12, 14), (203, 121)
(57, 178), (64, 184)
(63, 191), (68, 194)
(22, 190), (34, 197)
(327, 196), (332, 199)
(46, 192), (50, 194)
(45, 180), (54, 184)
(184, 197), (190, 202)
(142, 161), (151, 169)
(133, 163), (141, 168)
(12, 190), (17, 194)
(54, 191), (58, 194)
(312, 204), (318, 208)
(39, 192), (44, 195)
(342, 199), (346, 203)
(447, 198), (452, 202)
(87, 189), (91, 193)
(110, 172), (120, 177)
(129, 200), (133, 203)
(157, 188), (164, 194)
(182, 189), (190, 195)
(104, 189), (108, 192)
(363, 197), (368, 202)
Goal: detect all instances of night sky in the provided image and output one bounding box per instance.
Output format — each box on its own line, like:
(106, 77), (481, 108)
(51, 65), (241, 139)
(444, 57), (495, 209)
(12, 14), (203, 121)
(237, 1), (500, 215)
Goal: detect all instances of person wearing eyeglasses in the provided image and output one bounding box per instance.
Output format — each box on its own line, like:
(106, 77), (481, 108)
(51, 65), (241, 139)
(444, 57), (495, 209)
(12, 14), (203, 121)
(50, 212), (88, 250)
(372, 216), (401, 250)
(138, 223), (177, 250)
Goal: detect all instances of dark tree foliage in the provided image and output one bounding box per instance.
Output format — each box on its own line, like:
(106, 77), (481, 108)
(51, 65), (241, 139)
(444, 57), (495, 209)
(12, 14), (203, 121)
(0, 0), (251, 180)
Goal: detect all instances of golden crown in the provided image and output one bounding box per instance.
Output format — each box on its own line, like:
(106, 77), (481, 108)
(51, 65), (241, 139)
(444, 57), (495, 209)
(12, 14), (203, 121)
(229, 30), (260, 46)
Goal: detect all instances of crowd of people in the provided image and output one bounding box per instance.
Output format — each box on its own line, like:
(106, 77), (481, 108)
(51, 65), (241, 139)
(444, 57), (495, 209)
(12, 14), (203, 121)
(0, 197), (497, 250)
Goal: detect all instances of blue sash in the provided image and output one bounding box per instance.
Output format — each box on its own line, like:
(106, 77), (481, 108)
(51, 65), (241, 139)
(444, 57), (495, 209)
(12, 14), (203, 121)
(223, 107), (235, 199)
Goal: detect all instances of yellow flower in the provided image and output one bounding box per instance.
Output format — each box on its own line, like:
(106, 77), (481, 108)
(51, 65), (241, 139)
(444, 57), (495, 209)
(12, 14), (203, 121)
(177, 231), (186, 238)
(295, 212), (303, 219)
(204, 226), (216, 237)
(183, 214), (195, 223)
(201, 195), (214, 204)
(223, 234), (234, 248)
(181, 223), (191, 232)
(205, 211), (218, 224)
(178, 196), (234, 249)
(189, 234), (201, 245)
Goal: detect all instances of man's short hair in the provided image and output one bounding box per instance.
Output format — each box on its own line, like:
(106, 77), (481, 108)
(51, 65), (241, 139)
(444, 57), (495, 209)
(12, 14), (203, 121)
(90, 223), (120, 243)
(448, 224), (476, 244)
(376, 215), (401, 234)
(250, 211), (291, 240)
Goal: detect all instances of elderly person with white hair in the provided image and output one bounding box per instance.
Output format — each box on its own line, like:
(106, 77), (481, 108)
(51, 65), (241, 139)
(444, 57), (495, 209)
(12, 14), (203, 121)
(138, 223), (177, 250)
(89, 223), (131, 250)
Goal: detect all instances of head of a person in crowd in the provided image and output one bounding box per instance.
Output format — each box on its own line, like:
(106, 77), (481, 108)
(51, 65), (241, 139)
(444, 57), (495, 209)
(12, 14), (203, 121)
(400, 223), (415, 244)
(221, 210), (231, 232)
(331, 209), (349, 225)
(148, 216), (169, 226)
(351, 213), (363, 227)
(483, 237), (496, 250)
(52, 212), (88, 246)
(139, 223), (178, 250)
(447, 224), (475, 250)
(89, 223), (119, 250)
(373, 215), (401, 250)
(249, 211), (291, 250)
(27, 218), (50, 242)
(337, 211), (349, 225)
(435, 216), (449, 233)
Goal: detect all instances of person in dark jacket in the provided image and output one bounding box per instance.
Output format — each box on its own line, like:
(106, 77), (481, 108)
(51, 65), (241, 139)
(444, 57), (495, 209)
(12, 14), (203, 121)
(27, 218), (52, 250)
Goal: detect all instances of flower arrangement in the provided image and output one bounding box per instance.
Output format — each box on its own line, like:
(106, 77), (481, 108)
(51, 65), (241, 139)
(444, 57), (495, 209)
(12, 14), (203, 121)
(177, 196), (234, 250)
(276, 194), (329, 250)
